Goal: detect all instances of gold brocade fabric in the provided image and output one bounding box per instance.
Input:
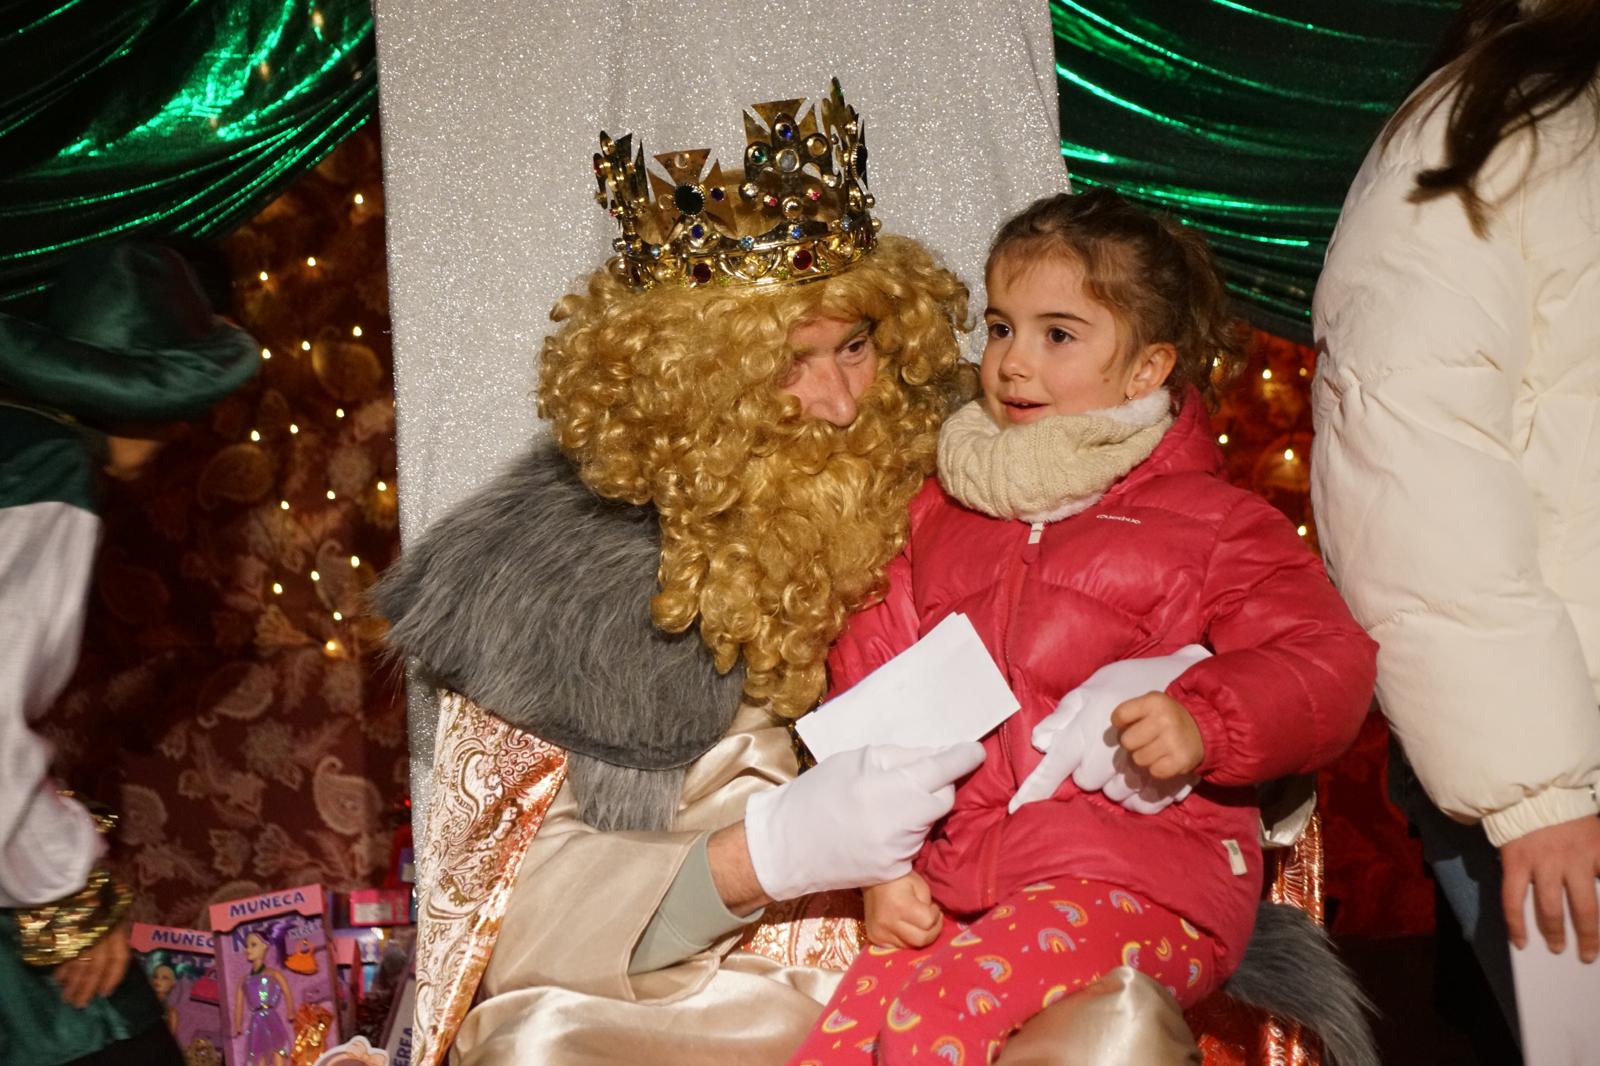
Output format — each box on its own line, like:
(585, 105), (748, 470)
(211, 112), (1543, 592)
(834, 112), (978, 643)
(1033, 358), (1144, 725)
(736, 889), (866, 972)
(412, 693), (568, 1066)
(1187, 813), (1326, 1066)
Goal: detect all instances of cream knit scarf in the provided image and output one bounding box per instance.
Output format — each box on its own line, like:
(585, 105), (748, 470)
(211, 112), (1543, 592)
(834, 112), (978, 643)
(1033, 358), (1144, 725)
(936, 391), (1174, 523)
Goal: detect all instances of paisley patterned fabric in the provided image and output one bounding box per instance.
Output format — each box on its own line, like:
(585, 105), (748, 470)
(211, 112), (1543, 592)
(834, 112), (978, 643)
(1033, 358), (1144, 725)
(409, 694), (567, 1066)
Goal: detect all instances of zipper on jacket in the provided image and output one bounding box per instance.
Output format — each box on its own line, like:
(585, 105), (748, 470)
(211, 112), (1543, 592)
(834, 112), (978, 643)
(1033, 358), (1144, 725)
(984, 520), (1046, 908)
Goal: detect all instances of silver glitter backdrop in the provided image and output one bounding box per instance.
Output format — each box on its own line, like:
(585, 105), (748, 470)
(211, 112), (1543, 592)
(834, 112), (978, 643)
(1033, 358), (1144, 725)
(372, 1), (1067, 822)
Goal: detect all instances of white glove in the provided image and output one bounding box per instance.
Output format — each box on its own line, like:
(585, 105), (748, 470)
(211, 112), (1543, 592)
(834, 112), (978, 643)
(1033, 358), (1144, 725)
(1009, 645), (1211, 816)
(744, 742), (985, 902)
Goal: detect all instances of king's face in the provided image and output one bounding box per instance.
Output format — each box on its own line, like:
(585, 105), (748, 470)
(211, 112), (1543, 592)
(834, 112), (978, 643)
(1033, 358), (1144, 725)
(778, 316), (877, 427)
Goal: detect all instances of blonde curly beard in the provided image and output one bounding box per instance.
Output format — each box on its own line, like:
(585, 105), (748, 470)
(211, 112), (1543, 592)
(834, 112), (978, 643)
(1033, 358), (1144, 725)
(540, 235), (975, 719)
(653, 371), (942, 718)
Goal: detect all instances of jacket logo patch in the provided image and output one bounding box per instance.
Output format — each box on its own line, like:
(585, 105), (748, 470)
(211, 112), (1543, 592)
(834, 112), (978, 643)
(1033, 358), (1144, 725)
(1095, 514), (1142, 525)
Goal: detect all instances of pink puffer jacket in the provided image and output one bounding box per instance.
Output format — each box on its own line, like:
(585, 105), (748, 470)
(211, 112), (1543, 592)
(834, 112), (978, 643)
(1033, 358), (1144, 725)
(827, 396), (1377, 975)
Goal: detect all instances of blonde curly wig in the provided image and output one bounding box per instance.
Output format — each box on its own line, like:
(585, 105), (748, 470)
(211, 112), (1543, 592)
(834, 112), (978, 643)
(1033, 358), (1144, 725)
(540, 235), (976, 717)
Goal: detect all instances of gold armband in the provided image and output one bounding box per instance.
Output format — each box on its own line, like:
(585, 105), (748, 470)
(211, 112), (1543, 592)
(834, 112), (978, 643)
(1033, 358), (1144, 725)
(14, 864), (133, 967)
(13, 792), (131, 966)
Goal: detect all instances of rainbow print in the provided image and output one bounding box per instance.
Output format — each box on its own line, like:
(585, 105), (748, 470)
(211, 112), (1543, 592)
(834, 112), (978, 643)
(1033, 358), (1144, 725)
(1107, 889), (1144, 915)
(1037, 927), (1077, 953)
(886, 998), (923, 1032)
(821, 1008), (858, 1033)
(976, 955), (1012, 982)
(1155, 937), (1173, 960)
(950, 928), (984, 947)
(1121, 941), (1142, 968)
(1179, 917), (1202, 940)
(965, 988), (1002, 1015)
(917, 963), (943, 983)
(930, 1035), (966, 1064)
(1187, 958), (1204, 988)
(990, 903), (1016, 920)
(852, 974), (878, 996)
(1041, 984), (1070, 1009)
(1021, 881), (1057, 892)
(1050, 900), (1088, 926)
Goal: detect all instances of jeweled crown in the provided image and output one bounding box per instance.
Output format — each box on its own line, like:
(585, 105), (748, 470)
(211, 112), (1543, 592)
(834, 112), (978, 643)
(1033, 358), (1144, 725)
(593, 79), (880, 291)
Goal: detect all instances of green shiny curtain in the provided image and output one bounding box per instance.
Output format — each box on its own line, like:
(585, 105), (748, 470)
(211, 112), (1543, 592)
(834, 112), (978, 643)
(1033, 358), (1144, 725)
(0, 0), (375, 303)
(1053, 0), (1456, 341)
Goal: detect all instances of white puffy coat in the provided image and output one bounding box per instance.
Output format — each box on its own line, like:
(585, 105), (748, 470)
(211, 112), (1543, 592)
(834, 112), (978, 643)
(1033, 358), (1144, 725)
(1311, 81), (1600, 847)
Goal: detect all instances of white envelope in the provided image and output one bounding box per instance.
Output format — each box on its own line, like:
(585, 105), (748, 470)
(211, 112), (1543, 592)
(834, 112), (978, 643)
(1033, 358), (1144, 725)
(1510, 887), (1600, 1066)
(796, 612), (1020, 762)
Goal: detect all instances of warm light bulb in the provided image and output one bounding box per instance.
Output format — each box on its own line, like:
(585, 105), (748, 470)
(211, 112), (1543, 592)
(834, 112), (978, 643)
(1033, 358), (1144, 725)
(258, 271), (269, 282)
(353, 193), (365, 205)
(300, 340), (311, 351)
(1299, 367), (1309, 378)
(376, 481), (388, 492)
(326, 490), (336, 500)
(279, 500), (290, 511)
(272, 582), (284, 595)
(1297, 525), (1308, 537)
(352, 326), (363, 338)
(260, 348), (272, 360)
(332, 611), (344, 621)
(1217, 433), (1229, 445)
(289, 423), (299, 435)
(1261, 369), (1273, 380)
(335, 408), (345, 418)
(1284, 448), (1295, 461)
(324, 639), (338, 653)
(350, 556), (361, 568)
(250, 430), (261, 442)
(310, 570), (321, 582)
(306, 256), (318, 267)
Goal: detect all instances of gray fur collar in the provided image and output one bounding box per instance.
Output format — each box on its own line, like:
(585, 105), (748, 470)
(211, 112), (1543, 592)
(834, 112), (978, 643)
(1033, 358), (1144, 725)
(374, 440), (745, 832)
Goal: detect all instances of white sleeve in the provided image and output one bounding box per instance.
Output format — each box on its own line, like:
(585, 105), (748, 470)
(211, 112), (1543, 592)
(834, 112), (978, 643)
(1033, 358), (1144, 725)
(1311, 153), (1600, 847)
(0, 502), (105, 906)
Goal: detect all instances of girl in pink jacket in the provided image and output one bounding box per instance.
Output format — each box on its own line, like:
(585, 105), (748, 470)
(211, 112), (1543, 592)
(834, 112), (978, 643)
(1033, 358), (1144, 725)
(786, 189), (1377, 1065)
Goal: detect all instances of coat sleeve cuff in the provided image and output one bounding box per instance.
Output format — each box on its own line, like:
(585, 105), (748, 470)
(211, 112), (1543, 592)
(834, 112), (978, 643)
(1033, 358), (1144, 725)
(628, 832), (762, 974)
(1168, 679), (1231, 779)
(1482, 786), (1600, 847)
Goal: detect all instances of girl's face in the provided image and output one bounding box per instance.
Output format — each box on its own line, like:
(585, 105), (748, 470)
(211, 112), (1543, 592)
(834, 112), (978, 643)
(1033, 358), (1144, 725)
(244, 932), (267, 965)
(778, 316), (878, 427)
(980, 257), (1171, 425)
(151, 965), (176, 996)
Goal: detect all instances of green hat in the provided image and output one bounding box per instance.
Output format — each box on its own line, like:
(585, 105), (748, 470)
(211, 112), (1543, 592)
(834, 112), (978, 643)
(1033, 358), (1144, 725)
(0, 243), (260, 427)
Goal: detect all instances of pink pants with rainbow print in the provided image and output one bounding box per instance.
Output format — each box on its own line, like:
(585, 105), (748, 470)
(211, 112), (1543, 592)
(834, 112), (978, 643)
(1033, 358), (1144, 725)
(785, 879), (1220, 1066)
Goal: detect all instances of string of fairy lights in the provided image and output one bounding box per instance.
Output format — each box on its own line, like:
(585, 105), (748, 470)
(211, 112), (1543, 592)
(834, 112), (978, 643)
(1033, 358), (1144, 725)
(243, 187), (393, 661)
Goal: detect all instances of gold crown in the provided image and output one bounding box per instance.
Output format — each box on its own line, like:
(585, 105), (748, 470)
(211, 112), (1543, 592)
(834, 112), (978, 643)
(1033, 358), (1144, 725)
(593, 79), (880, 291)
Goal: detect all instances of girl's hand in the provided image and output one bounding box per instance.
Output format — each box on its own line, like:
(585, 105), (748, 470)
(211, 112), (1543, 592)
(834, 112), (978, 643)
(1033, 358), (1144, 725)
(1112, 694), (1205, 779)
(864, 872), (943, 949)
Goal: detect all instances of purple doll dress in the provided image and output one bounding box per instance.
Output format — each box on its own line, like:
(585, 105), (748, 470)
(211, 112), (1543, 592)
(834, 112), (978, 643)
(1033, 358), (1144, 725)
(242, 969), (290, 1063)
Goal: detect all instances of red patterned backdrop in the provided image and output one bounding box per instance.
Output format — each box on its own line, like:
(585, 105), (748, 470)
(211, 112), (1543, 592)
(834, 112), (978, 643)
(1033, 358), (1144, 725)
(45, 127), (407, 929)
(42, 129), (1430, 938)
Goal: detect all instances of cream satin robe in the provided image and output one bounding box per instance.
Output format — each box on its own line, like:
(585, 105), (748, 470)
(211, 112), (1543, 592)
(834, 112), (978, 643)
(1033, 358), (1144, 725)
(451, 705), (1199, 1066)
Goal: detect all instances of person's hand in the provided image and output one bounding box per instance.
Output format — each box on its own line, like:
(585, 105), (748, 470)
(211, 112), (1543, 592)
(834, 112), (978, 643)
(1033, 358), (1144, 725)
(743, 742), (985, 902)
(1010, 646), (1209, 815)
(53, 919), (131, 1009)
(864, 872), (943, 949)
(1113, 694), (1205, 780)
(1501, 814), (1600, 962)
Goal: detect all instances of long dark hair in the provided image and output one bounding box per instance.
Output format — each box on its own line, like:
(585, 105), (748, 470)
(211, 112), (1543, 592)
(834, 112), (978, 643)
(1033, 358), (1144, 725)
(1388, 0), (1600, 234)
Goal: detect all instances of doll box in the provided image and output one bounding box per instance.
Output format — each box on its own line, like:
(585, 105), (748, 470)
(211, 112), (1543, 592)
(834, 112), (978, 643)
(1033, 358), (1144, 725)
(130, 923), (226, 1064)
(342, 887), (413, 927)
(210, 883), (341, 1065)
